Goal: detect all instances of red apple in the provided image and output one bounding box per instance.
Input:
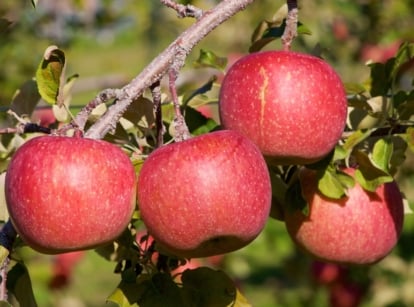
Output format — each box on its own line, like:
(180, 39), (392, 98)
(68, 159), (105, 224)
(329, 281), (365, 307)
(48, 251), (85, 289)
(137, 130), (271, 258)
(31, 107), (56, 127)
(311, 260), (346, 285)
(284, 167), (404, 264)
(219, 51), (347, 165)
(5, 135), (137, 254)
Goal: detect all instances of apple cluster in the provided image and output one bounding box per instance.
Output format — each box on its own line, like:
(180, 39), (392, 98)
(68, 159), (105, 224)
(4, 50), (404, 267)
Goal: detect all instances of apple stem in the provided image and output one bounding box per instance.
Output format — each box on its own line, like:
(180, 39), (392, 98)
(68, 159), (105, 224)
(281, 0), (298, 51)
(169, 66), (191, 142)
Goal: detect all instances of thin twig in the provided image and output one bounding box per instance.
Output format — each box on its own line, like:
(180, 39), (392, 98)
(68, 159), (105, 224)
(160, 0), (203, 19)
(63, 88), (121, 133)
(83, 0), (256, 140)
(169, 69), (191, 142)
(281, 0), (298, 51)
(150, 81), (164, 147)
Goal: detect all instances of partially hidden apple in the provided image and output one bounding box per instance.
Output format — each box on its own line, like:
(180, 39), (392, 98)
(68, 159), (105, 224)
(137, 130), (271, 258)
(284, 167), (404, 264)
(5, 135), (137, 254)
(219, 51), (347, 165)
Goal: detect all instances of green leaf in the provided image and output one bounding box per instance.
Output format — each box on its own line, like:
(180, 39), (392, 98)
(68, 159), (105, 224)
(342, 129), (372, 153)
(0, 173), (9, 222)
(390, 41), (414, 82)
(368, 62), (390, 97)
(285, 178), (308, 216)
(9, 79), (41, 117)
(353, 150), (394, 192)
(184, 106), (218, 136)
(193, 49), (227, 72)
(371, 137), (393, 173)
(6, 262), (38, 307)
(344, 83), (367, 95)
(0, 301), (13, 307)
(233, 289), (252, 307)
(31, 0), (38, 8)
(181, 267), (239, 307)
(183, 76), (216, 107)
(316, 167), (354, 199)
(249, 19), (311, 52)
(405, 127), (414, 153)
(35, 46), (66, 105)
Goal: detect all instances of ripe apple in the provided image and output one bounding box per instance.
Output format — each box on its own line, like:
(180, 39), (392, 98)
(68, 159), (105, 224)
(311, 260), (346, 285)
(48, 251), (85, 289)
(219, 50), (347, 165)
(5, 135), (136, 254)
(137, 130), (271, 258)
(284, 167), (404, 264)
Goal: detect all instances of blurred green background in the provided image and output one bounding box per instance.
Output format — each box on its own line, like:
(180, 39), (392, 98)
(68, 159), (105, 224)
(1, 0), (414, 306)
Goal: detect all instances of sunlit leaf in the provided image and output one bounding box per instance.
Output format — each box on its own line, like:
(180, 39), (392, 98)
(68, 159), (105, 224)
(9, 79), (41, 117)
(6, 262), (37, 307)
(353, 150), (394, 192)
(390, 41), (414, 82)
(107, 281), (140, 307)
(317, 168), (352, 199)
(0, 173), (9, 222)
(35, 46), (66, 105)
(345, 83), (366, 95)
(404, 127), (414, 153)
(31, 0), (38, 8)
(232, 289), (252, 307)
(371, 137), (393, 173)
(342, 129), (372, 153)
(181, 267), (237, 307)
(193, 49), (227, 72)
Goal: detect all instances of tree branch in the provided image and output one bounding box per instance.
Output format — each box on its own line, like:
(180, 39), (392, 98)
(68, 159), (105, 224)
(281, 0), (298, 51)
(83, 0), (256, 140)
(161, 0), (203, 19)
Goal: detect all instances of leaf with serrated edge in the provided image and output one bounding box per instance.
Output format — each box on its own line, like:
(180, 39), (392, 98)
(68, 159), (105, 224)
(354, 150), (393, 192)
(35, 46), (66, 105)
(318, 168), (347, 199)
(391, 42), (414, 82)
(371, 137), (393, 173)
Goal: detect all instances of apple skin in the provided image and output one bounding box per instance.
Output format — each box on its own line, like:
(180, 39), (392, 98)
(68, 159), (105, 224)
(219, 51), (347, 165)
(137, 130), (271, 258)
(284, 167), (404, 264)
(5, 136), (137, 254)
